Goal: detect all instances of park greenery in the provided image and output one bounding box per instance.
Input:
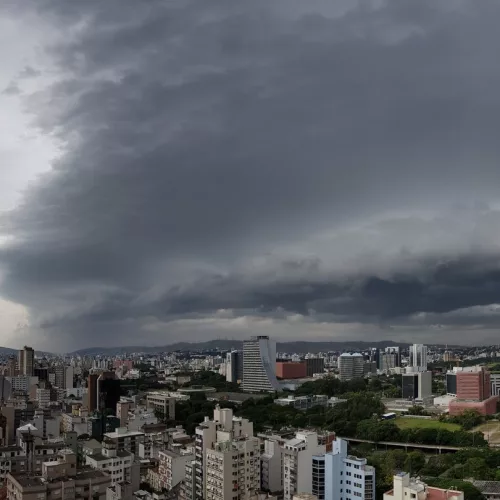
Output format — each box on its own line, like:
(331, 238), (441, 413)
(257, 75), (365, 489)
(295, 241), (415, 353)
(361, 447), (488, 500)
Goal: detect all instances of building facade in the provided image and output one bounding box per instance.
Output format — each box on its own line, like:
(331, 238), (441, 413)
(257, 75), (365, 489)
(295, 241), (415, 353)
(324, 439), (375, 500)
(242, 337), (280, 392)
(283, 431), (326, 500)
(338, 354), (364, 381)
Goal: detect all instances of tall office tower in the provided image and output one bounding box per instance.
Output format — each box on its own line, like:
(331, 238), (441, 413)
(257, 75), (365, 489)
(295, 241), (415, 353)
(384, 346), (401, 367)
(225, 350), (243, 383)
(195, 407), (258, 500)
(446, 371), (457, 396)
(97, 371), (121, 414)
(338, 353), (364, 381)
(88, 372), (100, 412)
(409, 344), (427, 372)
(18, 346), (34, 377)
(324, 439), (376, 500)
(402, 371), (432, 400)
(242, 336), (281, 392)
(283, 431), (326, 500)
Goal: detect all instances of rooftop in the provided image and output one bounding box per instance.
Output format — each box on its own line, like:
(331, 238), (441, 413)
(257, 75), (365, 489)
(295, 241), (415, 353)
(12, 468), (109, 488)
(472, 481), (500, 494)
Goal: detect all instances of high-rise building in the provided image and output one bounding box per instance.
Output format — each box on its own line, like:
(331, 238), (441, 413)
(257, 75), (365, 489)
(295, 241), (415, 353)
(283, 431), (326, 500)
(194, 406), (258, 500)
(18, 346), (34, 377)
(446, 371), (457, 396)
(242, 336), (281, 392)
(226, 350), (243, 384)
(338, 353), (364, 381)
(408, 344), (427, 372)
(97, 371), (121, 413)
(402, 372), (432, 400)
(88, 372), (100, 413)
(54, 364), (65, 388)
(324, 439), (375, 500)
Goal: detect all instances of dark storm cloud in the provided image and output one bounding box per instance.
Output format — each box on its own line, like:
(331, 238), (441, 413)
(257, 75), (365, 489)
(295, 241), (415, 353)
(2, 0), (500, 348)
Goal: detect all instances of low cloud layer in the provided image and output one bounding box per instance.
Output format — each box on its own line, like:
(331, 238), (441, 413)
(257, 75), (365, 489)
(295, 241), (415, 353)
(1, 0), (500, 350)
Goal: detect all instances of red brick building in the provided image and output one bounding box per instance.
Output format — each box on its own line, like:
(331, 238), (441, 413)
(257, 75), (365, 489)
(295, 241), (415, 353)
(449, 366), (498, 416)
(275, 361), (307, 379)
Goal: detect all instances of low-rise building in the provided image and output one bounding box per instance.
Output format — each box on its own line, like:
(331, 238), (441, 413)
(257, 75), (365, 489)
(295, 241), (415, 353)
(384, 473), (464, 500)
(104, 427), (145, 456)
(6, 450), (111, 500)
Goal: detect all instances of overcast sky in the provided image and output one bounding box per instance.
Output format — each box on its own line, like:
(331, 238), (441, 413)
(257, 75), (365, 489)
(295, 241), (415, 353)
(1, 0), (500, 352)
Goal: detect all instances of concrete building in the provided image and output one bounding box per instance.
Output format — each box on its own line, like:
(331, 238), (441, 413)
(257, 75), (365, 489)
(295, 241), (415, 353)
(383, 473), (463, 500)
(305, 358), (325, 377)
(242, 336), (281, 392)
(226, 350), (243, 384)
(338, 354), (364, 381)
(6, 450), (111, 500)
(408, 344), (428, 372)
(103, 427), (145, 456)
(312, 455), (325, 500)
(283, 431), (326, 500)
(276, 362), (307, 379)
(261, 439), (283, 494)
(446, 371), (457, 396)
(205, 435), (260, 500)
(146, 392), (176, 420)
(158, 449), (194, 491)
(35, 388), (51, 409)
(194, 407), (255, 500)
(116, 400), (131, 427)
(181, 459), (196, 500)
(274, 395), (330, 411)
(86, 439), (139, 487)
(402, 371), (432, 400)
(490, 373), (500, 397)
(324, 439), (375, 500)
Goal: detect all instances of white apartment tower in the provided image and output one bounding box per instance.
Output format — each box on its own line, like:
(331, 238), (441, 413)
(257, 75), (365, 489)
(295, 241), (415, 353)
(242, 336), (281, 392)
(195, 406), (258, 500)
(409, 344), (428, 372)
(338, 353), (364, 381)
(324, 439), (375, 500)
(283, 431), (326, 500)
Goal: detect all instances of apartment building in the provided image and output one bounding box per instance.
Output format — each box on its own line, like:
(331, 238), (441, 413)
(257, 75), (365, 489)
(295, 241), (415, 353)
(261, 439), (283, 494)
(6, 450), (111, 500)
(205, 436), (260, 500)
(283, 431), (326, 500)
(195, 407), (255, 500)
(180, 459), (196, 500)
(85, 439), (139, 486)
(324, 439), (375, 500)
(158, 449), (195, 491)
(103, 427), (145, 456)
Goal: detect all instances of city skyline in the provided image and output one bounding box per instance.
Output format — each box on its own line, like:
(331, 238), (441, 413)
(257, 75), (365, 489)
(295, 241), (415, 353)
(2, 1), (500, 351)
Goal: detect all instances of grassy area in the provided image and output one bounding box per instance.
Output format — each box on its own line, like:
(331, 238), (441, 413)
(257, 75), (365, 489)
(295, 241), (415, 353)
(474, 421), (500, 444)
(395, 417), (461, 431)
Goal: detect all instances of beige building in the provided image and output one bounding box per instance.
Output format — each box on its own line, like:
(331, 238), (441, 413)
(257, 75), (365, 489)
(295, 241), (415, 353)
(6, 450), (111, 500)
(158, 449), (194, 491)
(194, 407), (258, 500)
(205, 436), (260, 500)
(283, 432), (326, 500)
(145, 393), (176, 420)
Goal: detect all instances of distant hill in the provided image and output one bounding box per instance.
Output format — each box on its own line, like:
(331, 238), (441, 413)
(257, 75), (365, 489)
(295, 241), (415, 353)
(0, 346), (19, 356)
(68, 339), (459, 356)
